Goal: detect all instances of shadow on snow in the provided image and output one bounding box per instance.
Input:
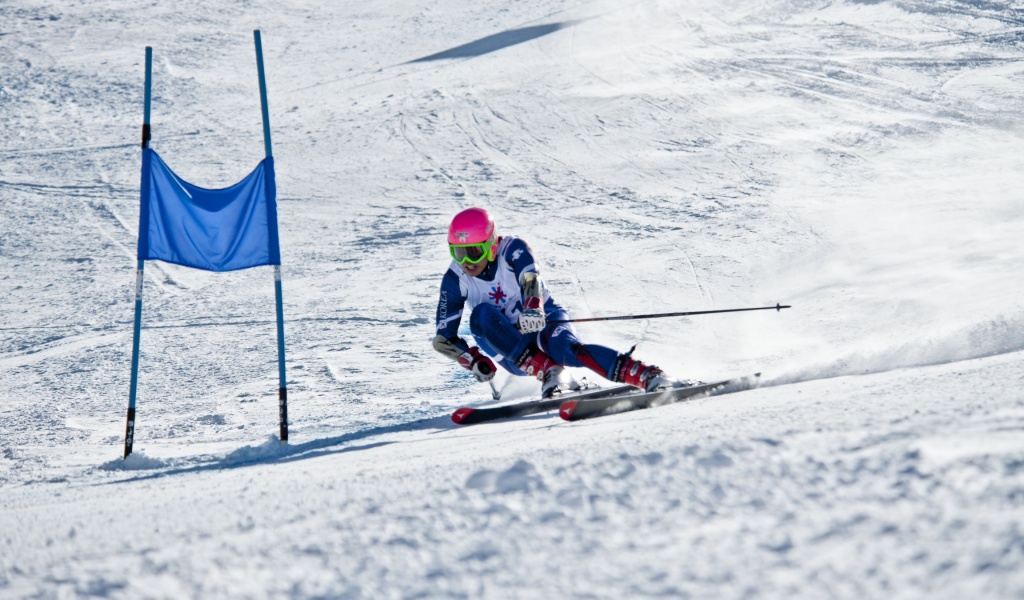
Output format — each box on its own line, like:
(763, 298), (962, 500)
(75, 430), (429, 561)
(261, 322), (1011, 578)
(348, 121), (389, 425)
(409, 22), (578, 62)
(99, 414), (454, 485)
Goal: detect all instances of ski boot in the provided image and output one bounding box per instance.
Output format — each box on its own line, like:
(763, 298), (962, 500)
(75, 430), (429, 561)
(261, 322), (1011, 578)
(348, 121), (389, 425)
(515, 343), (556, 379)
(541, 365), (583, 399)
(513, 343), (576, 399)
(613, 349), (682, 392)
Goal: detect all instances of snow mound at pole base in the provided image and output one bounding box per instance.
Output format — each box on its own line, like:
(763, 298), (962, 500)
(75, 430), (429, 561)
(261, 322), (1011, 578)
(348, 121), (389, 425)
(99, 452), (169, 471)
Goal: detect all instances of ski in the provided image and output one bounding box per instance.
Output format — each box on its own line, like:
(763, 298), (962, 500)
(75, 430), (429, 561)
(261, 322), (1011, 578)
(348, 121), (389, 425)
(452, 384), (637, 425)
(558, 374), (761, 421)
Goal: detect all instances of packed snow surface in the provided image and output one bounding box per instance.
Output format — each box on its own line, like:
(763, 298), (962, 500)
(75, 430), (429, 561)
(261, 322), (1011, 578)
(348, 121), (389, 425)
(2, 0), (1023, 597)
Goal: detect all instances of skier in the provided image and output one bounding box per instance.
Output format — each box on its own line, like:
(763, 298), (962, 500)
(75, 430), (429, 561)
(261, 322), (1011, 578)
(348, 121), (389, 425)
(432, 207), (683, 398)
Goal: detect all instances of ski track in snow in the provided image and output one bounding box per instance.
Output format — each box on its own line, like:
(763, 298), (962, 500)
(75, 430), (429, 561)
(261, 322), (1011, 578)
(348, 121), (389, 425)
(2, 0), (1024, 597)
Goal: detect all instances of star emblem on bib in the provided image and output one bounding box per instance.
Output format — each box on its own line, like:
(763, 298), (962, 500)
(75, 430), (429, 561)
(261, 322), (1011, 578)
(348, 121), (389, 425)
(488, 285), (507, 305)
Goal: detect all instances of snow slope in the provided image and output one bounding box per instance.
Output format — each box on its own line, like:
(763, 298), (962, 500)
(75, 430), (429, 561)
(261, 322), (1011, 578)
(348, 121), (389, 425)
(1, 0), (1023, 597)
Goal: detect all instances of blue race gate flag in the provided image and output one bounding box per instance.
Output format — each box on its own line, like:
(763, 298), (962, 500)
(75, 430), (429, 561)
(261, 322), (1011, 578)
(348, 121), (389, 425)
(138, 148), (281, 272)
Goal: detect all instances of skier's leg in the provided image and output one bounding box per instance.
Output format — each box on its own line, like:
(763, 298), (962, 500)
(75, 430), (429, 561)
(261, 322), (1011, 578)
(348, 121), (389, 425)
(473, 335), (522, 375)
(470, 304), (556, 379)
(469, 303), (521, 357)
(607, 351), (675, 391)
(540, 310), (678, 391)
(539, 310), (619, 379)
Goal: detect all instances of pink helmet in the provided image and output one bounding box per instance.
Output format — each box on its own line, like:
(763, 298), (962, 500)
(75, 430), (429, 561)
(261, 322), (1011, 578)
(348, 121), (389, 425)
(448, 207), (498, 264)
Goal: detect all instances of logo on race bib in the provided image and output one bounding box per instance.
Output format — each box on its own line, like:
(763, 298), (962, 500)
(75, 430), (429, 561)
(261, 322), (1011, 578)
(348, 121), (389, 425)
(488, 285), (507, 305)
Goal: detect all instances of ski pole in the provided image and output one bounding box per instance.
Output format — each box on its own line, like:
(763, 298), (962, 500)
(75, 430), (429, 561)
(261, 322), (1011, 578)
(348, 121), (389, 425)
(488, 379), (501, 400)
(549, 303), (791, 324)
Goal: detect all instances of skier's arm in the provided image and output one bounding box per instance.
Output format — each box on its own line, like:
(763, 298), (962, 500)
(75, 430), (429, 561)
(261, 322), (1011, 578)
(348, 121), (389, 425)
(431, 334), (469, 360)
(432, 335), (495, 382)
(433, 269), (495, 381)
(517, 272), (546, 332)
(505, 239), (546, 333)
(504, 238), (544, 304)
(520, 271), (544, 310)
(434, 269), (469, 357)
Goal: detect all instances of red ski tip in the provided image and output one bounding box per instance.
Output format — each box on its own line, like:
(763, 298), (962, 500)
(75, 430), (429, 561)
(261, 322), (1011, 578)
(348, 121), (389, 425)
(559, 401), (578, 421)
(452, 407), (474, 424)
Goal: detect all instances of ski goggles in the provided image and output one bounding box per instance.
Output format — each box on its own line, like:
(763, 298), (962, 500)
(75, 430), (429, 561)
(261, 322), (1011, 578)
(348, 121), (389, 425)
(449, 242), (491, 265)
